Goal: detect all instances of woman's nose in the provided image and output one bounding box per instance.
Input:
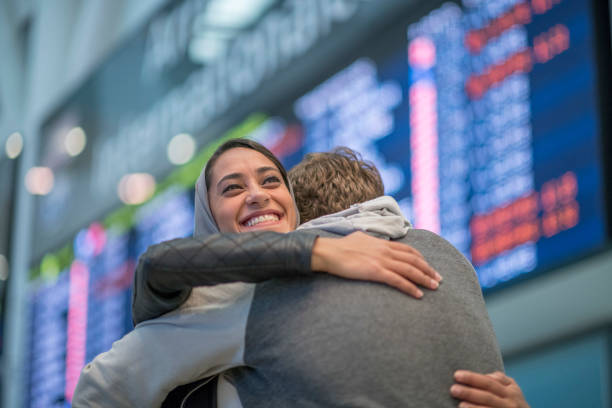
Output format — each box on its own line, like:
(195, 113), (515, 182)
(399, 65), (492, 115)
(245, 185), (270, 206)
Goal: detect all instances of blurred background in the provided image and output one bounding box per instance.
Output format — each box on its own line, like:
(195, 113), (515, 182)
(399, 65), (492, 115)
(0, 0), (610, 406)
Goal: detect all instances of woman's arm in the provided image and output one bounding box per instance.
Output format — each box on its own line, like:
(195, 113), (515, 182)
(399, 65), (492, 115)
(313, 231), (441, 299)
(132, 230), (316, 325)
(133, 230), (441, 325)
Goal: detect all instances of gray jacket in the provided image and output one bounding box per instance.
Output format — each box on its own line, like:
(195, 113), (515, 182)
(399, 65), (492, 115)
(228, 228), (503, 407)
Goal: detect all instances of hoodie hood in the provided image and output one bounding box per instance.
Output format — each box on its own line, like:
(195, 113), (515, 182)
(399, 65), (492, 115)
(298, 195), (411, 240)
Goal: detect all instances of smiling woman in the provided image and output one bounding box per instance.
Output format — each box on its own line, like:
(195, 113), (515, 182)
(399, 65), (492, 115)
(207, 147), (297, 234)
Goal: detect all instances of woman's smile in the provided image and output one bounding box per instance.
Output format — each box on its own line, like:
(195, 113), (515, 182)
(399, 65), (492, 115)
(241, 211), (283, 228)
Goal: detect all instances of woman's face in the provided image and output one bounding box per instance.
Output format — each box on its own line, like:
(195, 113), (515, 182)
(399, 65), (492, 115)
(207, 147), (297, 234)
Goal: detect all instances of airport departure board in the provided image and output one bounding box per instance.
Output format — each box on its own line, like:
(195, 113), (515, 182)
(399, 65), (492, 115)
(253, 0), (608, 289)
(26, 0), (609, 406)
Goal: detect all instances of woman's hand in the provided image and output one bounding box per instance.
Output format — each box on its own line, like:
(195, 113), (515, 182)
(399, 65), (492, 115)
(311, 231), (441, 298)
(450, 370), (530, 408)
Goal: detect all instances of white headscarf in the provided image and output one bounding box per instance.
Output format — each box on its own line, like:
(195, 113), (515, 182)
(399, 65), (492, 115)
(185, 152), (300, 307)
(194, 166), (221, 238)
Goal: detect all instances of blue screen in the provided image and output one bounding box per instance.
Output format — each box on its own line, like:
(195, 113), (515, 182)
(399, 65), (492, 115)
(251, 0), (608, 290)
(26, 189), (194, 405)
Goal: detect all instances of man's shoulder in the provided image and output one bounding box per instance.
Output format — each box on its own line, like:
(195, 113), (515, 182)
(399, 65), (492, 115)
(396, 229), (473, 267)
(308, 227), (474, 272)
(394, 228), (458, 249)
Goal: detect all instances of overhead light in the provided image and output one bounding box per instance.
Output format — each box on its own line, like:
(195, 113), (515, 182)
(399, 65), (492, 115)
(188, 27), (236, 64)
(189, 35), (228, 64)
(189, 0), (274, 64)
(25, 167), (54, 195)
(192, 12), (238, 37)
(64, 127), (87, 157)
(5, 132), (23, 159)
(204, 0), (275, 29)
(167, 133), (196, 165)
(117, 173), (156, 205)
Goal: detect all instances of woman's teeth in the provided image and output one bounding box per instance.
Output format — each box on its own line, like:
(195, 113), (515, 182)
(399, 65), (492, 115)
(245, 214), (280, 227)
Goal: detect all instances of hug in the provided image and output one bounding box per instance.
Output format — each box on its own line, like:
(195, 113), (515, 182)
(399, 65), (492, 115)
(74, 139), (527, 407)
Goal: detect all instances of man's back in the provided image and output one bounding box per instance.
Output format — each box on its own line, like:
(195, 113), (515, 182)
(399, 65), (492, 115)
(228, 228), (503, 407)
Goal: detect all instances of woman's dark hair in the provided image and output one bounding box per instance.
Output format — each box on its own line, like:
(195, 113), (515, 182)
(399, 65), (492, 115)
(204, 138), (290, 190)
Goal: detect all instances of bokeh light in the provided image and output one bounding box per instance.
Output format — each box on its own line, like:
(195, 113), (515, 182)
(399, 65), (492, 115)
(74, 222), (107, 260)
(64, 127), (87, 157)
(25, 167), (54, 195)
(0, 254), (8, 281)
(167, 133), (196, 165)
(5, 132), (23, 159)
(40, 253), (60, 281)
(117, 173), (156, 205)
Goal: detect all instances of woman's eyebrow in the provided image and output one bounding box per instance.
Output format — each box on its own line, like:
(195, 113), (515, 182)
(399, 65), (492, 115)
(217, 172), (243, 188)
(256, 166), (279, 174)
(216, 167), (279, 188)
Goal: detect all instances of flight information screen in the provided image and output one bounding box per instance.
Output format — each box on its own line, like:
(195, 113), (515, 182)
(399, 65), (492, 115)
(251, 0), (608, 290)
(25, 189), (194, 406)
(25, 0), (609, 405)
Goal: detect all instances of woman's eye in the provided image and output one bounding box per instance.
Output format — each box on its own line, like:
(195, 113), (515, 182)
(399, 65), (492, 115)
(222, 184), (242, 194)
(263, 176), (281, 185)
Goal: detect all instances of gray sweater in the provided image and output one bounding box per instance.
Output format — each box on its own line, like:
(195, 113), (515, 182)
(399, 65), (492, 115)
(229, 228), (503, 407)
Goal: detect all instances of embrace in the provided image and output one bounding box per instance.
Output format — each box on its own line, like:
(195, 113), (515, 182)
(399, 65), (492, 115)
(74, 139), (528, 407)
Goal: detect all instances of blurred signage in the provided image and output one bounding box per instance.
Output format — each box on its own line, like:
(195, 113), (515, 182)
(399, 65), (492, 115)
(92, 0), (366, 197)
(35, 0), (390, 259)
(247, 0), (609, 289)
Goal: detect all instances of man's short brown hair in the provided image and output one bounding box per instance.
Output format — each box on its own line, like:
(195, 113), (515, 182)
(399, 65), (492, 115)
(288, 147), (384, 223)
